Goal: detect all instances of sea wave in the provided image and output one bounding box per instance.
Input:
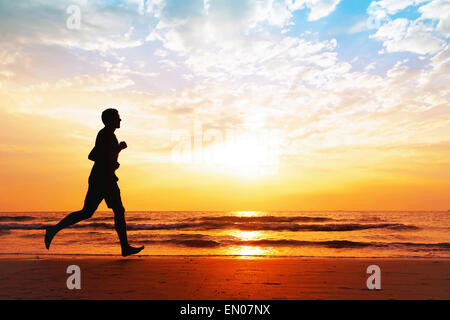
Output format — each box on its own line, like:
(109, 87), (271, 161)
(0, 221), (420, 232)
(129, 238), (450, 250)
(0, 216), (36, 222)
(191, 215), (332, 223)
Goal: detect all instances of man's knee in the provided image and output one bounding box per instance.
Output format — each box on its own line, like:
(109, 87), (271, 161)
(80, 206), (96, 219)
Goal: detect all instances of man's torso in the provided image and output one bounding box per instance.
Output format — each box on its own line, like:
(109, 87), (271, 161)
(88, 128), (120, 186)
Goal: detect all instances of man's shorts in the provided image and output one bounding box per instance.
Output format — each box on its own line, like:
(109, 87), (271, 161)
(84, 180), (123, 210)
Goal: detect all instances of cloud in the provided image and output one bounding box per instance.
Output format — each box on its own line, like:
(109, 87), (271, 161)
(418, 0), (450, 37)
(146, 0), (283, 52)
(368, 0), (449, 55)
(371, 18), (446, 54)
(286, 0), (342, 21)
(143, 0), (345, 88)
(52, 73), (135, 92)
(146, 0), (343, 54)
(348, 20), (368, 34)
(0, 44), (34, 85)
(0, 1), (148, 52)
(14, 41), (448, 166)
(368, 0), (428, 15)
(1, 0), (449, 179)
(181, 36), (340, 84)
(0, 0), (342, 56)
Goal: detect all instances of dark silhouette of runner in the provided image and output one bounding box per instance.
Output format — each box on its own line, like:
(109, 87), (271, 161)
(45, 108), (144, 257)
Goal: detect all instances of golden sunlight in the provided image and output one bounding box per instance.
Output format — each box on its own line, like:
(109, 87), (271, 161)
(229, 246), (267, 257)
(231, 231), (262, 241)
(201, 132), (281, 179)
(231, 211), (264, 217)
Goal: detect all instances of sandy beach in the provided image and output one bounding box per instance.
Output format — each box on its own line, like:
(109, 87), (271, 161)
(0, 255), (448, 300)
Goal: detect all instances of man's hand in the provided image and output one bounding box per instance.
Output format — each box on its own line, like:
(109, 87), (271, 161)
(119, 141), (127, 151)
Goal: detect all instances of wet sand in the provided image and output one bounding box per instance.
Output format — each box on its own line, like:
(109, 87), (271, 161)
(0, 255), (449, 299)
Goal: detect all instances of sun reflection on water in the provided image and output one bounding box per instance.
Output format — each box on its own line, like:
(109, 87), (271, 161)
(231, 211), (264, 217)
(231, 230), (262, 241)
(228, 246), (268, 257)
(225, 212), (275, 257)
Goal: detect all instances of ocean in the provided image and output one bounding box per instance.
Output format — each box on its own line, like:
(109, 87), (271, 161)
(0, 211), (449, 258)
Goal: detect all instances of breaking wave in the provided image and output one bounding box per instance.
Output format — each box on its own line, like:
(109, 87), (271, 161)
(0, 221), (420, 232)
(129, 237), (450, 250)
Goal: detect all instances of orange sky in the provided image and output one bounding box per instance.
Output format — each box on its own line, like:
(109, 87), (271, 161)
(0, 101), (448, 211)
(0, 0), (449, 211)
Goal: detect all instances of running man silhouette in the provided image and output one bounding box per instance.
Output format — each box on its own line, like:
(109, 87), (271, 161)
(45, 108), (144, 257)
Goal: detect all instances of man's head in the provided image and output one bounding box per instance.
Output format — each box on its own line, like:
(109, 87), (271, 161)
(102, 108), (121, 129)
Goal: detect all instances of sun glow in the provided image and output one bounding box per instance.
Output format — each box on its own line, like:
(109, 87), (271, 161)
(232, 211), (263, 217)
(1, 0), (449, 213)
(232, 231), (262, 241)
(230, 246), (266, 257)
(200, 133), (281, 178)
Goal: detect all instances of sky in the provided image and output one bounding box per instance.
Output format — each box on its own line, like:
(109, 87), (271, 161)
(0, 0), (449, 211)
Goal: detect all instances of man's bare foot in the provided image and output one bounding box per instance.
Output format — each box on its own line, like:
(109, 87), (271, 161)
(45, 226), (56, 250)
(122, 245), (144, 257)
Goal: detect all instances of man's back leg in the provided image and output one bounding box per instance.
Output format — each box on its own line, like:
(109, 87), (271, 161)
(45, 186), (102, 249)
(112, 205), (144, 257)
(107, 183), (144, 256)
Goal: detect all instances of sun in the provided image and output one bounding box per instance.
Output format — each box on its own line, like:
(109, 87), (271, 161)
(201, 133), (281, 178)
